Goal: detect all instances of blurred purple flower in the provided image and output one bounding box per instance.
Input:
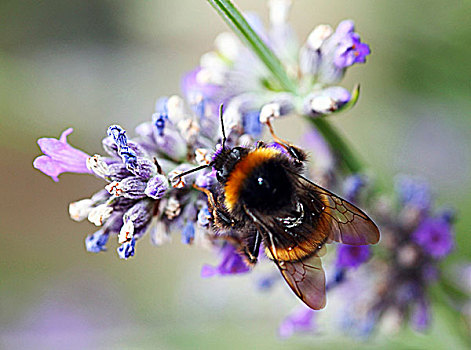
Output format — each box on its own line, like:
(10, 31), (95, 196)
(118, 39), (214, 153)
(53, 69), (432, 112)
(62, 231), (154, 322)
(301, 129), (334, 180)
(412, 217), (454, 259)
(395, 175), (431, 212)
(342, 174), (366, 202)
(182, 67), (222, 103)
(279, 306), (316, 338)
(242, 110), (263, 137)
(201, 243), (250, 277)
(256, 274), (279, 291)
(410, 297), (430, 332)
(336, 245), (371, 269)
(181, 222), (195, 244)
(33, 128), (91, 181)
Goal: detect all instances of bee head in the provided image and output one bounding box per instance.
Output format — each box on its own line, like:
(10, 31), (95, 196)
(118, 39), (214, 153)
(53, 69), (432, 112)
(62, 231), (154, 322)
(212, 146), (249, 183)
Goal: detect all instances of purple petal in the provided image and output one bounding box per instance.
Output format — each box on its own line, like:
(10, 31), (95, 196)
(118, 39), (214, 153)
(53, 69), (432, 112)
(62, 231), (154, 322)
(33, 128), (91, 181)
(335, 20), (355, 35)
(201, 243), (249, 277)
(181, 222), (195, 245)
(332, 21), (371, 69)
(279, 306), (316, 338)
(242, 110), (262, 137)
(85, 230), (109, 253)
(200, 265), (218, 278)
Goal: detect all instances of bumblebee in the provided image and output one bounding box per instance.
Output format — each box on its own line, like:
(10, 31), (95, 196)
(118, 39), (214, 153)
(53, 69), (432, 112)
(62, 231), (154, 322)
(175, 111), (380, 310)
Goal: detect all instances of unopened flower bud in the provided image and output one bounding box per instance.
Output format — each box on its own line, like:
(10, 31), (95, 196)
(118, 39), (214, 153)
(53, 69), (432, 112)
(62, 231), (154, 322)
(167, 95), (185, 124)
(306, 24), (333, 50)
(259, 103), (281, 124)
(145, 174), (169, 199)
(268, 0), (292, 26)
(85, 230), (109, 253)
(165, 196), (181, 220)
(69, 199), (94, 221)
(214, 32), (240, 60)
(117, 238), (135, 260)
(118, 219), (134, 244)
(127, 157), (157, 180)
(86, 154), (110, 178)
(105, 177), (147, 199)
(88, 204), (113, 226)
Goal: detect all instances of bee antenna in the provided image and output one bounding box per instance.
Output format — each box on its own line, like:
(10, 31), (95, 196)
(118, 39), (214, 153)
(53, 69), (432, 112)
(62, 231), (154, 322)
(219, 104), (227, 149)
(172, 164), (210, 180)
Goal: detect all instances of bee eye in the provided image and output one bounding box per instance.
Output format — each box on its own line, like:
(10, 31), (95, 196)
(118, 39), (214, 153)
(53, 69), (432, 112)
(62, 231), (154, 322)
(230, 147), (243, 159)
(216, 170), (224, 182)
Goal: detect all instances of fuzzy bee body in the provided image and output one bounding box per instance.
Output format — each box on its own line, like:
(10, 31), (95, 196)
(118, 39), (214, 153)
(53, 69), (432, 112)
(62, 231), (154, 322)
(170, 109), (379, 310)
(202, 141), (380, 310)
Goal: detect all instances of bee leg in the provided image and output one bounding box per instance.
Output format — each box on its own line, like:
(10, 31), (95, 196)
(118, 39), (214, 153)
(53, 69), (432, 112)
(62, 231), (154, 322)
(193, 184), (217, 208)
(265, 119), (306, 165)
(285, 145), (307, 164)
(256, 140), (266, 148)
(242, 231), (261, 265)
(193, 184), (235, 229)
(213, 208), (235, 229)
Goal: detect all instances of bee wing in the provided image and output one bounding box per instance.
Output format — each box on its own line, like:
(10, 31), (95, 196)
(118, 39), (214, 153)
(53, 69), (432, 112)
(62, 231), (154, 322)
(242, 206), (326, 310)
(295, 174), (380, 245)
(267, 243), (326, 310)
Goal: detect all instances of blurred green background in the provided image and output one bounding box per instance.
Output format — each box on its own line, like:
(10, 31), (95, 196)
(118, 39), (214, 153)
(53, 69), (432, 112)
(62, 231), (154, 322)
(1, 0), (470, 349)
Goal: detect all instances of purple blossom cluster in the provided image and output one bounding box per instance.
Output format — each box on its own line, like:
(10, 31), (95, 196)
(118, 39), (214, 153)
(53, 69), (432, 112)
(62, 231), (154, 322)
(183, 0), (370, 130)
(279, 175), (456, 337)
(34, 94), (260, 260)
(339, 176), (454, 334)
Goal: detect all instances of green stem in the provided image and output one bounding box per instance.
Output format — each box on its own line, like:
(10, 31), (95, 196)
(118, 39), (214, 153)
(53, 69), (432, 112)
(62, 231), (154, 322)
(206, 0), (298, 94)
(430, 283), (471, 348)
(308, 117), (364, 173)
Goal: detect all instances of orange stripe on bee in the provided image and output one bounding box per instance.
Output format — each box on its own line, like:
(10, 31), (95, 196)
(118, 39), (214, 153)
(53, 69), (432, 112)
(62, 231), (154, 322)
(224, 147), (281, 212)
(265, 241), (319, 261)
(264, 194), (332, 262)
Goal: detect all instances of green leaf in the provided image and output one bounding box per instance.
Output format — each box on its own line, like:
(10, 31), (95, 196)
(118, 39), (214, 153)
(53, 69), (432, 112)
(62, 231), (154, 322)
(337, 84), (361, 114)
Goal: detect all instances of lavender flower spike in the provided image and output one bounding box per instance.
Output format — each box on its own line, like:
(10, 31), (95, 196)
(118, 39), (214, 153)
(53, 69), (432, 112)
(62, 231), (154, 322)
(33, 128), (92, 181)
